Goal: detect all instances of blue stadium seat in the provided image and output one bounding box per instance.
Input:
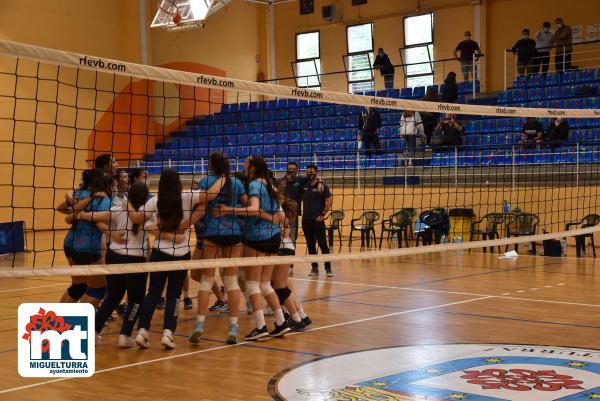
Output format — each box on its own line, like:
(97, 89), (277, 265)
(481, 119), (498, 133)
(300, 143), (311, 154)
(277, 120), (288, 131)
(580, 68), (596, 83)
(263, 133), (275, 144)
(322, 143), (335, 153)
(497, 91), (512, 104)
(325, 129), (336, 141)
(312, 130), (324, 142)
(266, 100), (277, 109)
(287, 144), (300, 155)
(464, 120), (481, 134)
(248, 102), (258, 111)
(412, 86), (425, 99)
(400, 87), (413, 98)
(566, 98), (584, 109)
(554, 148), (574, 163)
(275, 144), (287, 154)
(376, 90), (387, 97)
(257, 100), (269, 110)
(528, 87), (545, 101)
(544, 72), (561, 86)
(334, 141), (346, 152)
(262, 145), (276, 156)
(586, 97), (600, 109)
(388, 88), (401, 98)
(513, 75), (527, 88)
(512, 89), (527, 102)
(564, 70), (578, 85)
(321, 117), (333, 129)
(527, 74), (544, 88)
(579, 147), (593, 163)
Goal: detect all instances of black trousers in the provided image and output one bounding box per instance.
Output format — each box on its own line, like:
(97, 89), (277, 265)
(137, 249), (190, 332)
(534, 52), (550, 74)
(95, 249), (147, 335)
(302, 220), (331, 270)
(555, 51), (572, 72)
(362, 131), (381, 156)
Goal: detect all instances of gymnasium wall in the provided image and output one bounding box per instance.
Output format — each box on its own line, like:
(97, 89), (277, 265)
(272, 0), (600, 93)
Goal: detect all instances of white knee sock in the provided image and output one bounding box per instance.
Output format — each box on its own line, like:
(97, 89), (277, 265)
(253, 310), (266, 329)
(274, 308), (285, 326)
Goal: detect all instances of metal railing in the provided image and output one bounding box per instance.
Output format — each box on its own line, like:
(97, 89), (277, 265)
(257, 54), (486, 98)
(504, 39), (600, 90)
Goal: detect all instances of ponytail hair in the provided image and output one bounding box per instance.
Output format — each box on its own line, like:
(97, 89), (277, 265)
(248, 155), (282, 204)
(157, 168), (183, 233)
(208, 152), (232, 201)
(128, 182), (149, 235)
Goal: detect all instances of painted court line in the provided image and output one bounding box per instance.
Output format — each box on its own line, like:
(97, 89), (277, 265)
(0, 295), (491, 394)
(293, 278), (600, 308)
(0, 283), (67, 293)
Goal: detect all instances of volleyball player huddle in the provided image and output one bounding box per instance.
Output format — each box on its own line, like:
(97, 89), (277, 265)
(58, 152), (309, 349)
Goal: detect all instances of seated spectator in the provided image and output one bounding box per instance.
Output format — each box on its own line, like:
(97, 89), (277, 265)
(521, 117), (544, 149)
(441, 72), (459, 104)
(433, 114), (463, 150)
(546, 118), (570, 149)
(399, 110), (424, 165)
(511, 29), (537, 76)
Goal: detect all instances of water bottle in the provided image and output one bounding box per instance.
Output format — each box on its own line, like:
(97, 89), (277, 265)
(456, 234), (464, 254)
(502, 200), (510, 213)
(391, 233), (399, 248)
(560, 239), (567, 256)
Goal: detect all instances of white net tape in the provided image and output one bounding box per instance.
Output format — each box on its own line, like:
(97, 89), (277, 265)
(0, 40), (599, 119)
(1, 226), (596, 278)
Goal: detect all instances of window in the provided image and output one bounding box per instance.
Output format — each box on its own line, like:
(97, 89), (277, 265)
(402, 13), (434, 88)
(294, 31), (321, 88)
(346, 23), (374, 93)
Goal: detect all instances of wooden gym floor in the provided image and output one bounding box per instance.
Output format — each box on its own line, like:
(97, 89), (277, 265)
(0, 251), (599, 400)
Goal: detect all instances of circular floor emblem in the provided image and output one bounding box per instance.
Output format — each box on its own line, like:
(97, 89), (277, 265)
(272, 344), (600, 401)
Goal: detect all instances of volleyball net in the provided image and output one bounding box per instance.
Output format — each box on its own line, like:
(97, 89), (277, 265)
(1, 39), (599, 277)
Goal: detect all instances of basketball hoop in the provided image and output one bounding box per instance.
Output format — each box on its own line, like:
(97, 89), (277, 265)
(158, 0), (182, 25)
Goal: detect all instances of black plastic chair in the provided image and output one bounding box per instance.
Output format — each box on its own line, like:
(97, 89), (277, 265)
(506, 213), (539, 254)
(349, 211), (380, 249)
(566, 214), (600, 257)
(379, 210), (411, 249)
(470, 213), (504, 253)
(325, 210), (345, 249)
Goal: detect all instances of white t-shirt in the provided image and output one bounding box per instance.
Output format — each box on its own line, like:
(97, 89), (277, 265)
(399, 112), (424, 137)
(108, 204), (148, 257)
(144, 191), (200, 257)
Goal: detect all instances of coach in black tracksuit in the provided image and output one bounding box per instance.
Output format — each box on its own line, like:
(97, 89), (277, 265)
(302, 164), (333, 277)
(357, 107), (382, 157)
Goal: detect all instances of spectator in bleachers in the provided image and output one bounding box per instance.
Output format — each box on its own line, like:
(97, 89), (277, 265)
(399, 110), (425, 166)
(434, 114), (463, 150)
(373, 48), (395, 90)
(441, 72), (459, 104)
(520, 117), (544, 149)
(357, 107), (382, 157)
(421, 88), (439, 148)
(552, 17), (573, 72)
(454, 31), (481, 81)
(535, 22), (554, 75)
(511, 29), (537, 76)
(545, 118), (570, 150)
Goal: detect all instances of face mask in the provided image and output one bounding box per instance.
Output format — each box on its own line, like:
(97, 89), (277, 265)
(523, 35), (529, 39)
(465, 36), (471, 40)
(544, 27), (550, 33)
(378, 52), (383, 56)
(287, 170), (297, 177)
(556, 23), (563, 29)
(307, 173), (316, 181)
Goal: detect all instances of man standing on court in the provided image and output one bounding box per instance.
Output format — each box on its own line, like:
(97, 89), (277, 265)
(302, 164), (333, 277)
(454, 31), (481, 81)
(278, 161), (307, 243)
(373, 48), (395, 90)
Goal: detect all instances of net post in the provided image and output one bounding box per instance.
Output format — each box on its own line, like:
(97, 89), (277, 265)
(562, 46), (566, 73)
(168, 158), (172, 168)
(511, 146), (516, 189)
(404, 152), (408, 190)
